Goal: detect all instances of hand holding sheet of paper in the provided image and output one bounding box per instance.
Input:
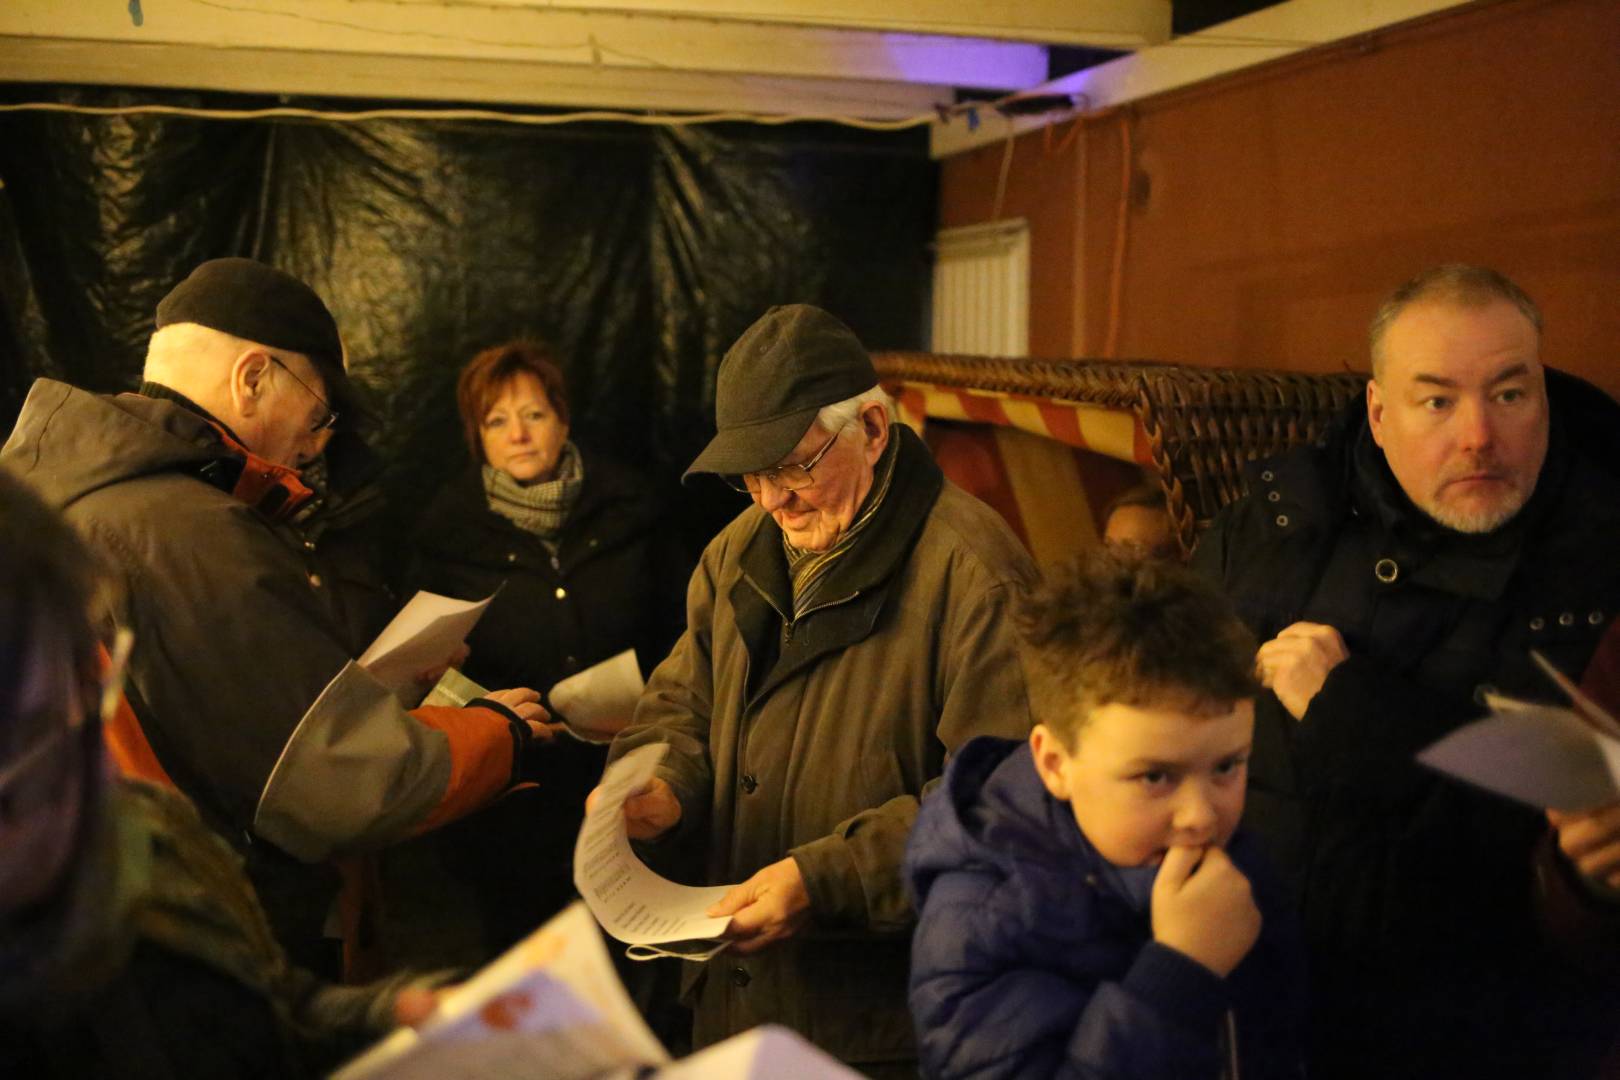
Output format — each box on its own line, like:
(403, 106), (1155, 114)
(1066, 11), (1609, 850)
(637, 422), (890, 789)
(359, 590), (497, 695)
(1417, 701), (1620, 811)
(550, 649), (644, 742)
(575, 744), (734, 957)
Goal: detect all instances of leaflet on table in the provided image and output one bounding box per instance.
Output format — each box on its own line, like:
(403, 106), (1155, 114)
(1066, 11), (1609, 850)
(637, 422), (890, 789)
(1417, 651), (1620, 810)
(575, 743), (734, 960)
(331, 902), (668, 1080)
(358, 590), (498, 697)
(422, 650), (644, 744)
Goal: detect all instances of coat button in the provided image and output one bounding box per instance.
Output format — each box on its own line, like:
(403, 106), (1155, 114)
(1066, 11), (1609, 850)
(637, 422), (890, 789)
(554, 587), (568, 600)
(1261, 470), (1275, 482)
(1374, 558), (1399, 584)
(1266, 490), (1280, 503)
(307, 573), (322, 588)
(506, 552), (518, 564)
(1274, 514), (1289, 528)
(741, 773), (758, 794)
(303, 538), (316, 552)
(1529, 616), (1545, 632)
(1590, 611), (1605, 626)
(729, 966), (750, 988)
(1558, 612), (1575, 627)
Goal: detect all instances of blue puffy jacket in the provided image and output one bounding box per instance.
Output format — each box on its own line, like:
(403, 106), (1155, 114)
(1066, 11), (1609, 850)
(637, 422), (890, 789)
(905, 736), (1307, 1079)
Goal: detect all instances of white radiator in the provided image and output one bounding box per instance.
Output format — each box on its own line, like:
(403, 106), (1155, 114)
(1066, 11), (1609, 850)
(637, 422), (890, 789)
(930, 219), (1029, 358)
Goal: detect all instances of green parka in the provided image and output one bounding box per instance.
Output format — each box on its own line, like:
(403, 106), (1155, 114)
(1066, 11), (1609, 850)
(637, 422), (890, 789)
(611, 427), (1034, 1071)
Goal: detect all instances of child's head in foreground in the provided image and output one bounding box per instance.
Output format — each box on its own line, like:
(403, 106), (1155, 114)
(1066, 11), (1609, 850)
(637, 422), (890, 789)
(1018, 551), (1261, 869)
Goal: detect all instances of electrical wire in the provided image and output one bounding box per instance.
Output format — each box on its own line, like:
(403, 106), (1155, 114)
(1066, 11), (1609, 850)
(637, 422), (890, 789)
(0, 99), (935, 131)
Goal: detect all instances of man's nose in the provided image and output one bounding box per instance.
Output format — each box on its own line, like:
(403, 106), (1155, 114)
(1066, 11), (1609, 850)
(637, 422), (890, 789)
(753, 478), (792, 511)
(1455, 396), (1495, 453)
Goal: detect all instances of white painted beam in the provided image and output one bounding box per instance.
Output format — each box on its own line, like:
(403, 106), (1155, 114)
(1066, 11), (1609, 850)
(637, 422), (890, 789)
(428, 0), (1173, 49)
(930, 0), (1473, 157)
(0, 0), (1048, 91)
(0, 36), (950, 120)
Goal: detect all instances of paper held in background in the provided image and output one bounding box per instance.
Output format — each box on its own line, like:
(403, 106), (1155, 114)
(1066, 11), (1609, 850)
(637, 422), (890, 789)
(575, 743), (733, 957)
(332, 902), (669, 1080)
(1417, 654), (1620, 811)
(359, 590), (496, 695)
(550, 649), (644, 743)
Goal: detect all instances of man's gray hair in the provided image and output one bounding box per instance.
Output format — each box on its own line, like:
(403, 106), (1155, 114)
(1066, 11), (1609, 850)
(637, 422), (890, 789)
(1368, 264), (1542, 380)
(816, 384), (895, 440)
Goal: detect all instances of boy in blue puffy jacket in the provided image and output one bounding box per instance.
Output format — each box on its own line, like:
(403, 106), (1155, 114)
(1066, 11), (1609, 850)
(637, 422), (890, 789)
(905, 553), (1306, 1079)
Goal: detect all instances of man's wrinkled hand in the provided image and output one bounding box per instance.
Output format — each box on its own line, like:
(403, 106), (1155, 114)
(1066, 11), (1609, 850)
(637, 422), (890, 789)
(585, 775), (683, 840)
(706, 857), (812, 955)
(1548, 800), (1620, 894)
(1257, 621), (1350, 720)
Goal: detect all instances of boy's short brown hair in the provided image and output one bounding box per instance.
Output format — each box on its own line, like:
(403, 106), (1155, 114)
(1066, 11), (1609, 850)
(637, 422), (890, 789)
(1017, 551), (1260, 748)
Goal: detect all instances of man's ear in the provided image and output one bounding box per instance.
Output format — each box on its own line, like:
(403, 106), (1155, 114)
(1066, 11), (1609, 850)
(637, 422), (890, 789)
(859, 401), (891, 466)
(1028, 724), (1074, 801)
(229, 349), (273, 418)
(1366, 377), (1387, 449)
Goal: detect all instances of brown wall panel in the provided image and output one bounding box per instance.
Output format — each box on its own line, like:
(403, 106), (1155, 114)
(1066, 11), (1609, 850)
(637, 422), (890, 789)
(942, 0), (1620, 396)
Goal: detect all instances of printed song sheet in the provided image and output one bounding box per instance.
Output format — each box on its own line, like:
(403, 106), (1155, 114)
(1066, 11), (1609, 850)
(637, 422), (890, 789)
(332, 903), (668, 1080)
(575, 743), (733, 953)
(1418, 651), (1620, 811)
(358, 590), (496, 694)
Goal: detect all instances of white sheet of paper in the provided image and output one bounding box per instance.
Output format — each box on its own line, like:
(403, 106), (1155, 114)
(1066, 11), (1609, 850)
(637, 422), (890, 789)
(358, 590), (495, 694)
(551, 649), (644, 742)
(650, 1025), (864, 1079)
(332, 903), (668, 1080)
(575, 743), (734, 946)
(1417, 704), (1620, 811)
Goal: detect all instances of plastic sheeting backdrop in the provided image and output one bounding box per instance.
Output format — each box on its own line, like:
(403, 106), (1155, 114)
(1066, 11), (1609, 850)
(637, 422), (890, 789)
(0, 86), (935, 558)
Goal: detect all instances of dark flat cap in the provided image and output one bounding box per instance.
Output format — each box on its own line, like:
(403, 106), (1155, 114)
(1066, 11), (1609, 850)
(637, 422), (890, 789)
(156, 257), (359, 419)
(684, 304), (878, 481)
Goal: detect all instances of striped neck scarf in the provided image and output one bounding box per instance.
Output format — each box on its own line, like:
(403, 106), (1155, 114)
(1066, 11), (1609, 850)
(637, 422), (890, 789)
(782, 433), (899, 621)
(482, 441), (584, 549)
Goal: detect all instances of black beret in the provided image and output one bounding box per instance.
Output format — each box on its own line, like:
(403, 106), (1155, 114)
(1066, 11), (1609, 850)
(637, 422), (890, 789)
(156, 258), (358, 419)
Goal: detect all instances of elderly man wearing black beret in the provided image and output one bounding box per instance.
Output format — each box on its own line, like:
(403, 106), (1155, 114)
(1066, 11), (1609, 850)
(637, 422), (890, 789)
(1, 258), (550, 975)
(601, 305), (1036, 1076)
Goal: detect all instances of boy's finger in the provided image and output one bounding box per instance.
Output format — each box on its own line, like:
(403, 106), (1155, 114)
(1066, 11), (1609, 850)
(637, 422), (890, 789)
(1155, 845), (1201, 891)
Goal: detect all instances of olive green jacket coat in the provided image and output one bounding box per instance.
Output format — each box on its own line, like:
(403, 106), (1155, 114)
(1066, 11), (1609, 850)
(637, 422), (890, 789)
(610, 428), (1035, 1068)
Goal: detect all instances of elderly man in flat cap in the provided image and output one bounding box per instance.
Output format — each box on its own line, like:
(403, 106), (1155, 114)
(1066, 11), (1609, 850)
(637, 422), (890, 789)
(603, 305), (1035, 1075)
(1, 258), (549, 975)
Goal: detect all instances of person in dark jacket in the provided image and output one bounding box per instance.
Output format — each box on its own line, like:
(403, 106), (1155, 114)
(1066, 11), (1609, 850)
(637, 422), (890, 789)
(399, 339), (687, 960)
(0, 469), (440, 1079)
(1192, 264), (1620, 1079)
(906, 553), (1306, 1080)
(0, 259), (551, 976)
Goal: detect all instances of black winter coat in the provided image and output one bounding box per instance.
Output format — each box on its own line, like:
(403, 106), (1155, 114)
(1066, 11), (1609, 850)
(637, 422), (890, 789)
(1192, 371), (1620, 1080)
(389, 450), (690, 961)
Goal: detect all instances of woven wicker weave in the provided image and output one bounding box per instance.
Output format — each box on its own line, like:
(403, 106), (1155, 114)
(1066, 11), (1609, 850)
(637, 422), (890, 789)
(872, 351), (1367, 557)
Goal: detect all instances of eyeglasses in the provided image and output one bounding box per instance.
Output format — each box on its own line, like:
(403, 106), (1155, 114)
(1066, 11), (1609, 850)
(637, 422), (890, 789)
(724, 425), (845, 494)
(269, 356), (340, 434)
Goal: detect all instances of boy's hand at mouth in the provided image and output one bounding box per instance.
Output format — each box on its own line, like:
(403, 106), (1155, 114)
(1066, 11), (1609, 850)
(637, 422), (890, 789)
(1151, 844), (1262, 977)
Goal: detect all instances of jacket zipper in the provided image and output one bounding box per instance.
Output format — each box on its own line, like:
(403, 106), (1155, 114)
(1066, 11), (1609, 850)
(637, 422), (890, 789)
(1223, 1008), (1240, 1080)
(782, 589), (861, 643)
